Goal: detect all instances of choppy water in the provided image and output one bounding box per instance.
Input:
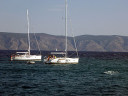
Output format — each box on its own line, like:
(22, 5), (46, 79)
(0, 50), (128, 96)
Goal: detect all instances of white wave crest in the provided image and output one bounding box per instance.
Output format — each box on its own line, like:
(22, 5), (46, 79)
(104, 71), (119, 75)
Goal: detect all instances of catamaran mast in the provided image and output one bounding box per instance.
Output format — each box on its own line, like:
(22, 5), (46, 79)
(27, 9), (30, 55)
(65, 0), (68, 57)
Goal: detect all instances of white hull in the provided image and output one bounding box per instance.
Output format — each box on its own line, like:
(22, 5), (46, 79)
(11, 55), (42, 61)
(44, 57), (79, 64)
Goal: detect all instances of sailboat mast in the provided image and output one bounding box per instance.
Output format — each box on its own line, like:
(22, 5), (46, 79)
(65, 0), (68, 57)
(27, 9), (30, 55)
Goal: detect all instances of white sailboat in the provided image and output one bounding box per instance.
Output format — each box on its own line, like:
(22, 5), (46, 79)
(44, 0), (79, 64)
(11, 9), (42, 61)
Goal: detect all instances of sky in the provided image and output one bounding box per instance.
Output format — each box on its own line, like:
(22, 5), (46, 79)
(0, 0), (128, 36)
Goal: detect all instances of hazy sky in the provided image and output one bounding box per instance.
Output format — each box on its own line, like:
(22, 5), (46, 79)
(0, 0), (128, 36)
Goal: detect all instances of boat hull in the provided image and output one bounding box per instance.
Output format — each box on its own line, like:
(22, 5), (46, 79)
(11, 55), (42, 61)
(44, 57), (79, 64)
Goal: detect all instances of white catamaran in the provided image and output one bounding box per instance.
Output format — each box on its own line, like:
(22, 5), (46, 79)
(11, 9), (42, 61)
(44, 0), (79, 64)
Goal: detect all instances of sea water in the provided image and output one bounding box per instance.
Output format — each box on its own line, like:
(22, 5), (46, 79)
(0, 50), (128, 96)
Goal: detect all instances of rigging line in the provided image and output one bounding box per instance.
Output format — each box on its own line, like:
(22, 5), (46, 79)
(66, 0), (79, 57)
(69, 19), (79, 57)
(65, 0), (68, 58)
(34, 33), (41, 55)
(69, 52), (76, 58)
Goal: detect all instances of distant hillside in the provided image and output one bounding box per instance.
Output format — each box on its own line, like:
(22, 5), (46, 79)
(1, 32), (128, 52)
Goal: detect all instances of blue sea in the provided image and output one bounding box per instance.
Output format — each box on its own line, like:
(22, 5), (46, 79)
(0, 50), (128, 96)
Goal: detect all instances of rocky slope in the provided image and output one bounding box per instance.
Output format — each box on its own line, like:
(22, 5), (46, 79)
(1, 32), (128, 52)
